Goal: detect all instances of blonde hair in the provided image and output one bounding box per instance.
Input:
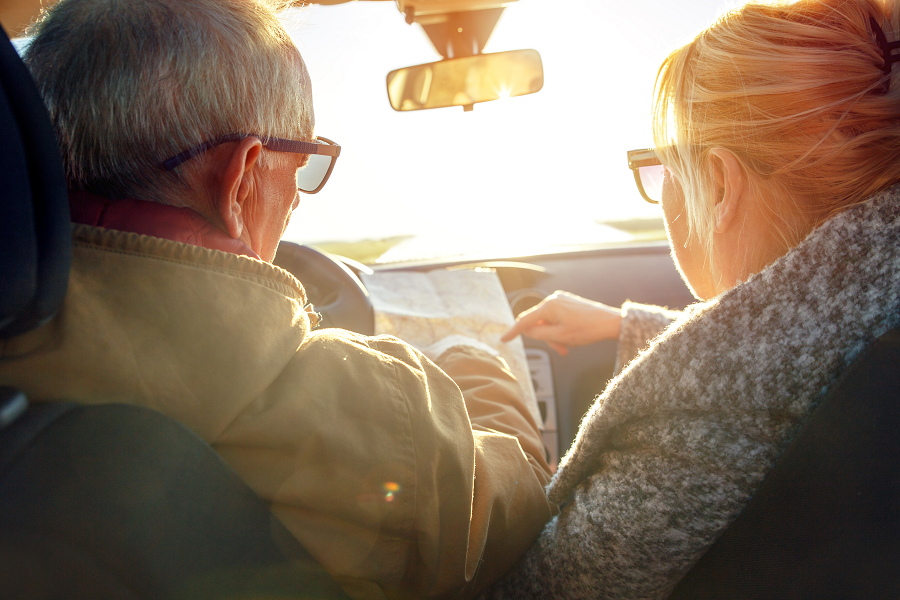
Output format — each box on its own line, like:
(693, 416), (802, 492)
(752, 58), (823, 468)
(24, 0), (312, 205)
(654, 0), (900, 257)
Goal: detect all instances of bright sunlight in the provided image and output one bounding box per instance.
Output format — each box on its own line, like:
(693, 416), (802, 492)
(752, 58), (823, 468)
(282, 0), (737, 262)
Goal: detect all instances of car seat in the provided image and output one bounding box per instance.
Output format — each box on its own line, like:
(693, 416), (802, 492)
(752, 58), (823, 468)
(0, 24), (350, 600)
(669, 324), (900, 599)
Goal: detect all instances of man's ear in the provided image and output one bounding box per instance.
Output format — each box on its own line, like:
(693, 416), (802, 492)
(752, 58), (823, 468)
(215, 137), (263, 240)
(708, 148), (746, 234)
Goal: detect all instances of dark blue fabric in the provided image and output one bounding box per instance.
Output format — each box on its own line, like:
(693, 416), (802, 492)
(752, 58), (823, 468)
(0, 25), (70, 339)
(0, 402), (353, 600)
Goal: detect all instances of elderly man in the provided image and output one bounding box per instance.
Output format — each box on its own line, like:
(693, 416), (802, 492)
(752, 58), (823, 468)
(0, 0), (555, 598)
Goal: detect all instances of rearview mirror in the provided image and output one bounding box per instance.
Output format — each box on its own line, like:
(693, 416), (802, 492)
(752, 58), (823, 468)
(386, 49), (543, 112)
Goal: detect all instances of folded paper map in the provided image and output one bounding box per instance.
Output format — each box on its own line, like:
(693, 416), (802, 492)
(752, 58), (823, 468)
(359, 268), (542, 428)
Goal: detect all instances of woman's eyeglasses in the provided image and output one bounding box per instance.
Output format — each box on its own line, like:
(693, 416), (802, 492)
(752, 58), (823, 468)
(627, 148), (664, 204)
(162, 134), (341, 194)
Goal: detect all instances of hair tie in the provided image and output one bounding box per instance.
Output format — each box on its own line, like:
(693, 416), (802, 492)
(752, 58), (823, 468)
(869, 16), (900, 93)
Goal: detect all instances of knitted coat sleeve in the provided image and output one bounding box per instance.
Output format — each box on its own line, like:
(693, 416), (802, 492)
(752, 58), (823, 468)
(478, 297), (790, 600)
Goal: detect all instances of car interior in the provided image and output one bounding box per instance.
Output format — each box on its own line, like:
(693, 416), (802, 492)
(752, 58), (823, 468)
(2, 0), (900, 598)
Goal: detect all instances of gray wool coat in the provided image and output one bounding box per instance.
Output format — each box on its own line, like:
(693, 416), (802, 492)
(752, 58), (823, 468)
(481, 184), (900, 600)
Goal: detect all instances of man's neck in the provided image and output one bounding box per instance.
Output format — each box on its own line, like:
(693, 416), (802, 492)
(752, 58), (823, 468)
(68, 191), (260, 260)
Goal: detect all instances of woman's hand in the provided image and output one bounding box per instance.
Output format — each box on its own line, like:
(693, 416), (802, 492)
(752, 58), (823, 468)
(501, 291), (622, 356)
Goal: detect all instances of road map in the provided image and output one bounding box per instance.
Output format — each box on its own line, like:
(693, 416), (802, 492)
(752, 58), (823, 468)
(360, 268), (542, 428)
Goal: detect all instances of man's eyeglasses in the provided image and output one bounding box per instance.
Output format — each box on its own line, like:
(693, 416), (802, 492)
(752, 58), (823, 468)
(627, 148), (664, 204)
(162, 134), (341, 194)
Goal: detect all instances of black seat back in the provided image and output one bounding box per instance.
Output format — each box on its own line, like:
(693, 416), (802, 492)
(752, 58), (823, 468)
(0, 402), (352, 600)
(670, 326), (900, 599)
(0, 26), (69, 339)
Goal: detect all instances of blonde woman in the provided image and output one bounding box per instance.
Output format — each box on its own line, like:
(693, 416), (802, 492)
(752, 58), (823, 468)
(494, 0), (900, 597)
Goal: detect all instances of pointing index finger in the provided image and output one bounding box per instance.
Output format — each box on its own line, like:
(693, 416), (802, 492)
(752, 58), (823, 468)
(501, 306), (546, 342)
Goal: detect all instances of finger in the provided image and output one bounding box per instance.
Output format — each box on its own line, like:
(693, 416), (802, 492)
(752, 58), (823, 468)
(501, 306), (550, 341)
(513, 322), (570, 345)
(500, 319), (531, 342)
(500, 327), (519, 342)
(501, 318), (546, 342)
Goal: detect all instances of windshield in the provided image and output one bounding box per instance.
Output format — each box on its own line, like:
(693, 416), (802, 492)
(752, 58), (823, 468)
(281, 0), (730, 264)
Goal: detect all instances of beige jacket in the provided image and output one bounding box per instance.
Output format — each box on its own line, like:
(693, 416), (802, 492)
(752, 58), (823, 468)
(0, 224), (555, 599)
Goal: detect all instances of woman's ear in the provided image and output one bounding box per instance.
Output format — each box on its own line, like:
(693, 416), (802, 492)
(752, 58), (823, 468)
(707, 148), (747, 234)
(215, 137), (263, 240)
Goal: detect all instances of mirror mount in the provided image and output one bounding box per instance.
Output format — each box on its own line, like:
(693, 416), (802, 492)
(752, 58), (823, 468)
(418, 8), (504, 59)
(388, 2), (541, 113)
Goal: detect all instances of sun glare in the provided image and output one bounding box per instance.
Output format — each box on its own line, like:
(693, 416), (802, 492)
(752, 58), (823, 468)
(283, 0), (729, 260)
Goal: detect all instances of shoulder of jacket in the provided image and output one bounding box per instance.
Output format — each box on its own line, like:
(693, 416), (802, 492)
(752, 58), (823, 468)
(72, 223), (308, 304)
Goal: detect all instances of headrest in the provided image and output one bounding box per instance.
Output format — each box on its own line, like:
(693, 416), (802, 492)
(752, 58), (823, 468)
(0, 26), (70, 340)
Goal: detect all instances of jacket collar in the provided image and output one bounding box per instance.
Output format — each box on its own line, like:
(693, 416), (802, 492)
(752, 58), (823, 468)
(68, 190), (260, 260)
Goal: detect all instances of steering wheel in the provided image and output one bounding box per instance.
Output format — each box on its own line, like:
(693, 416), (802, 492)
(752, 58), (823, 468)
(273, 242), (374, 335)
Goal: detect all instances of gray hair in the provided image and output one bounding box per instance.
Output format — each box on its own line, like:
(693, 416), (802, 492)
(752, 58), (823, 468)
(24, 0), (313, 205)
